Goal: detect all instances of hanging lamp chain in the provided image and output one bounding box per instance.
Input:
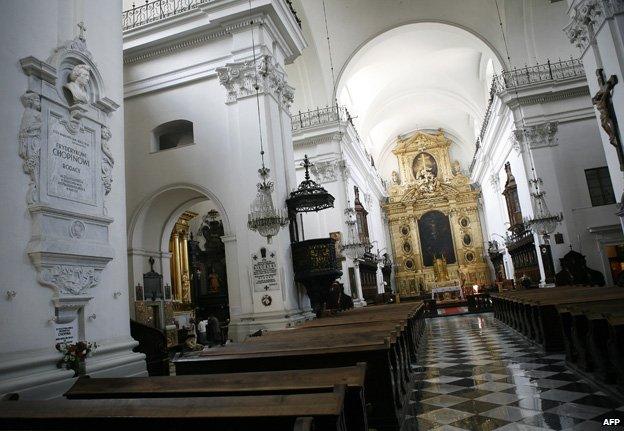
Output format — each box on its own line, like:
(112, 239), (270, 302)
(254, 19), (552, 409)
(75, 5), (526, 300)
(322, 0), (337, 106)
(249, 0), (267, 172)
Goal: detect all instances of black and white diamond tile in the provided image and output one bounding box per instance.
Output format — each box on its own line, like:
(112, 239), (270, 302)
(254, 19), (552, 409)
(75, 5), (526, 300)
(401, 314), (624, 431)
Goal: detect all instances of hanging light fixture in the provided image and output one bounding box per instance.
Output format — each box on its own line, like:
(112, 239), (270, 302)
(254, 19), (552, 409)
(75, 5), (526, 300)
(245, 0), (288, 243)
(494, 0), (562, 239)
(286, 155), (335, 213)
(524, 178), (563, 237)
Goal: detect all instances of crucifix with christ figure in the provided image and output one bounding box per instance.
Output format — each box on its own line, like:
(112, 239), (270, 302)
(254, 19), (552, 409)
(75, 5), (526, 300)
(592, 68), (623, 170)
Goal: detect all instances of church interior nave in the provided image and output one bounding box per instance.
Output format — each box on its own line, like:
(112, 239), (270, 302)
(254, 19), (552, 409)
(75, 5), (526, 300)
(2, 0), (624, 428)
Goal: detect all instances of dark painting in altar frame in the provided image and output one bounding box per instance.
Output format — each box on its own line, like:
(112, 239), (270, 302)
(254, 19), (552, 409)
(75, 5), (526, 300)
(418, 210), (456, 267)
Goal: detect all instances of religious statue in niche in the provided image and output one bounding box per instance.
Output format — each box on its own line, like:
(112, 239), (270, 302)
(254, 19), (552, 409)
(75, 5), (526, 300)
(412, 152), (439, 194)
(418, 210), (457, 267)
(433, 256), (450, 282)
(391, 170), (401, 185)
(592, 68), (623, 170)
(181, 272), (191, 302)
(451, 160), (461, 175)
(63, 64), (91, 105)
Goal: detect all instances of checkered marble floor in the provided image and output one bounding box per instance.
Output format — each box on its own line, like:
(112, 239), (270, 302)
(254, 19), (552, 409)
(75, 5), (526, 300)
(402, 314), (624, 431)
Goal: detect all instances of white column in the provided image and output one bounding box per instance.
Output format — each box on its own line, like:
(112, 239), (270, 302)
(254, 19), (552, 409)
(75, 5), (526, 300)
(513, 124), (562, 285)
(352, 260), (367, 307)
(565, 0), (624, 230)
(217, 24), (309, 335)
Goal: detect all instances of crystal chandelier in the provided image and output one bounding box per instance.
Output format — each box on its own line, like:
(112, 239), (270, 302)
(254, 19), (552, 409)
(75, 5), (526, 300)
(341, 206), (367, 259)
(524, 177), (562, 237)
(245, 0), (289, 244)
(248, 166), (288, 243)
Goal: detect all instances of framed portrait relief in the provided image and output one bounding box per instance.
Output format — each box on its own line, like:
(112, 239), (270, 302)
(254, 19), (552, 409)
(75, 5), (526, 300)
(403, 242), (412, 254)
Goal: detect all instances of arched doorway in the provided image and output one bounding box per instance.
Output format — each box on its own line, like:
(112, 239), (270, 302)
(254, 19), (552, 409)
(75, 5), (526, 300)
(127, 184), (233, 364)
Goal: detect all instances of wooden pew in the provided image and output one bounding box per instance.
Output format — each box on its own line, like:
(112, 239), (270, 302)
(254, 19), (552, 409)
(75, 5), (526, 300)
(606, 314), (624, 391)
(492, 287), (624, 351)
(556, 301), (621, 373)
(554, 301), (624, 395)
(527, 288), (624, 351)
(246, 322), (412, 401)
(64, 365), (368, 431)
(173, 302), (424, 431)
(0, 386), (348, 431)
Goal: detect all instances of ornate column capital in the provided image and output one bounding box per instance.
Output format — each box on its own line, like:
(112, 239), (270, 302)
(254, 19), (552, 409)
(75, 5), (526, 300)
(565, 0), (624, 49)
(513, 122), (559, 151)
(216, 54), (294, 110)
(310, 159), (339, 184)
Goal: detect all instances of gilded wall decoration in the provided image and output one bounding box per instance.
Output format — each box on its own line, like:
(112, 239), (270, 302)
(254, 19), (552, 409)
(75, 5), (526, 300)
(383, 130), (491, 296)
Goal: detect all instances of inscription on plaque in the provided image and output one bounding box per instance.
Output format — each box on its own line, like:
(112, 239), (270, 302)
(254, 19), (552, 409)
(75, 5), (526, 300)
(55, 322), (77, 344)
(47, 116), (96, 205)
(252, 248), (279, 292)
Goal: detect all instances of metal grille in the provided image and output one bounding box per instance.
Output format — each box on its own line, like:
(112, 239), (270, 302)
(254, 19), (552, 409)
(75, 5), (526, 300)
(492, 58), (585, 92)
(123, 0), (301, 31)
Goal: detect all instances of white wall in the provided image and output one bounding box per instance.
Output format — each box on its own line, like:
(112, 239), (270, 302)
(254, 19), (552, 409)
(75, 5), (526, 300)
(564, 0), (624, 221)
(0, 0), (145, 399)
(123, 1), (311, 339)
(472, 73), (620, 284)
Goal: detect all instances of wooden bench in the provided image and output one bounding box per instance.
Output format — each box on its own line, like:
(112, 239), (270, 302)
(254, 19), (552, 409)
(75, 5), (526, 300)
(173, 302), (424, 431)
(559, 302), (624, 386)
(0, 386), (348, 431)
(492, 287), (624, 351)
(606, 314), (624, 390)
(64, 365), (368, 431)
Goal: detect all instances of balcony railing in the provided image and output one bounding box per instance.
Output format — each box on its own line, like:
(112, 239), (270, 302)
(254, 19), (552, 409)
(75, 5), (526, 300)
(123, 0), (301, 31)
(292, 106), (385, 186)
(492, 58), (585, 92)
(291, 105), (355, 132)
(470, 58), (585, 174)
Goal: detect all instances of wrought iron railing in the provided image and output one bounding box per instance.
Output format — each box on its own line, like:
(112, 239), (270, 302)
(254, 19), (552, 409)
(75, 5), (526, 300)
(292, 106), (385, 185)
(123, 0), (210, 30)
(291, 105), (355, 132)
(284, 0), (302, 28)
(469, 81), (496, 173)
(470, 58), (585, 174)
(123, 0), (301, 31)
(492, 58), (585, 92)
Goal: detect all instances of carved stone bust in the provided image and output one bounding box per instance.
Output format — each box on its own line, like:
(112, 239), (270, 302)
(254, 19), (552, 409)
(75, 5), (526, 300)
(64, 64), (91, 104)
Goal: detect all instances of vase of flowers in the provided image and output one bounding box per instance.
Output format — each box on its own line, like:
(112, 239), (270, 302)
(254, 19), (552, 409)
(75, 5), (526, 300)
(55, 341), (97, 376)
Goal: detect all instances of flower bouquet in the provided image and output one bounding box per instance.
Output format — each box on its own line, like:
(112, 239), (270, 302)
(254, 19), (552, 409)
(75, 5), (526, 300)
(55, 341), (97, 376)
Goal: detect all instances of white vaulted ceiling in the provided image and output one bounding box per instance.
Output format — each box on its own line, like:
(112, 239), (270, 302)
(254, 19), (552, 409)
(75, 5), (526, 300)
(335, 22), (502, 177)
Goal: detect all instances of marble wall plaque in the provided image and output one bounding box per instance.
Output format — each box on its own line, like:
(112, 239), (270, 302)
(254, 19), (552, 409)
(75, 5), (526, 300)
(251, 248), (279, 292)
(19, 30), (119, 326)
(55, 321), (77, 344)
(47, 114), (96, 205)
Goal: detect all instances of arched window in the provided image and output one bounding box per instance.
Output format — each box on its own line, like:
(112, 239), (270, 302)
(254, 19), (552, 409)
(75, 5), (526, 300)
(152, 120), (194, 152)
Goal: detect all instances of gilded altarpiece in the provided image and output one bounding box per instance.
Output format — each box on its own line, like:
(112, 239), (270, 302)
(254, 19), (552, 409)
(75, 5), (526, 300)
(383, 131), (490, 297)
